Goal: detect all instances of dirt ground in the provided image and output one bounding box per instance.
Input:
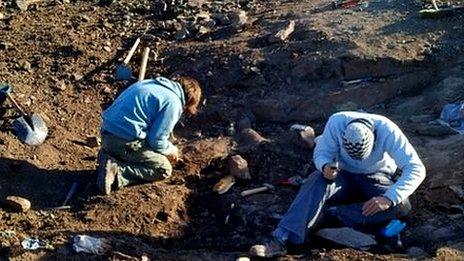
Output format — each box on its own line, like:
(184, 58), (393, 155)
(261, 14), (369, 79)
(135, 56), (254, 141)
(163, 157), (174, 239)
(1, 0), (464, 260)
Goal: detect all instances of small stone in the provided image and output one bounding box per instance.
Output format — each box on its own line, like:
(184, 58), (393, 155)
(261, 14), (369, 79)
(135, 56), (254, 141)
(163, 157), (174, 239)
(197, 25), (210, 35)
(228, 155), (251, 180)
(103, 46), (111, 52)
(16, 0), (39, 11)
(86, 136), (101, 148)
(268, 20), (296, 43)
(407, 247), (427, 258)
(187, 0), (205, 8)
(81, 15), (90, 22)
(19, 60), (32, 71)
(174, 26), (190, 40)
(54, 81), (67, 91)
(0, 42), (11, 50)
(103, 86), (112, 94)
(0, 13), (5, 20)
(229, 10), (248, 29)
(72, 73), (83, 81)
(3, 196), (31, 212)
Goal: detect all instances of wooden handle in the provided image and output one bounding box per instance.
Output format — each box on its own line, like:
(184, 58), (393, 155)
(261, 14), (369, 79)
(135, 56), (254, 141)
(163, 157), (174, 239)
(6, 93), (27, 117)
(123, 38), (141, 65)
(138, 47), (150, 81)
(241, 186), (269, 197)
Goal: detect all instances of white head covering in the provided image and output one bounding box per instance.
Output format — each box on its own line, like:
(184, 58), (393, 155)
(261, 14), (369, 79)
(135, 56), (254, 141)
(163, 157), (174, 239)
(342, 119), (374, 160)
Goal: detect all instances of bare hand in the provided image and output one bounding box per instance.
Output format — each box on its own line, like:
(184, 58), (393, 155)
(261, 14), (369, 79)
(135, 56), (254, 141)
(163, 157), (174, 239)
(323, 164), (339, 180)
(167, 146), (182, 164)
(362, 196), (392, 216)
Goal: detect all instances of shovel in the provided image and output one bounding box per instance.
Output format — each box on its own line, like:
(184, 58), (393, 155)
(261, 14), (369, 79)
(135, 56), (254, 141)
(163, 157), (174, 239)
(0, 84), (48, 146)
(115, 38), (141, 81)
(138, 47), (150, 81)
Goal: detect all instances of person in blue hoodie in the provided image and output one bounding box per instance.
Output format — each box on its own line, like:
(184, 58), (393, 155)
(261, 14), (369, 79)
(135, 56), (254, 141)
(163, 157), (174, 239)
(250, 111), (426, 257)
(96, 76), (202, 195)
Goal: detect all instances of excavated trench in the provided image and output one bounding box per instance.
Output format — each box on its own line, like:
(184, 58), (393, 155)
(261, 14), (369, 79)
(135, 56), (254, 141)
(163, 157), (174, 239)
(2, 0), (464, 258)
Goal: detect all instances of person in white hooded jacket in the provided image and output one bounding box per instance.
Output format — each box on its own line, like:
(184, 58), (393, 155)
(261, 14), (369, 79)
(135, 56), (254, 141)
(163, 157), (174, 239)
(250, 111), (426, 257)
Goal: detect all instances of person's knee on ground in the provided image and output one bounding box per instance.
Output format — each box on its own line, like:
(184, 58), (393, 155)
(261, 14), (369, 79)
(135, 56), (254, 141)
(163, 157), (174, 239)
(143, 154), (173, 181)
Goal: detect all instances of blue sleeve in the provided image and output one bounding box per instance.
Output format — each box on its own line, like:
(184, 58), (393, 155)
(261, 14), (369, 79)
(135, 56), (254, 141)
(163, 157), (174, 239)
(383, 122), (426, 206)
(147, 102), (182, 155)
(314, 115), (340, 172)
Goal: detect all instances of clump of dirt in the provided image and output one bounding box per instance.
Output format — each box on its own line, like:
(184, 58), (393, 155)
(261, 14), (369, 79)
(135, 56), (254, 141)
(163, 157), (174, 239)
(1, 0), (464, 260)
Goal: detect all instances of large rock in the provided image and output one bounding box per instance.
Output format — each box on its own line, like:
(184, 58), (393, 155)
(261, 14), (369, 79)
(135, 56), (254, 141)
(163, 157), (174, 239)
(228, 155), (251, 180)
(315, 227), (377, 249)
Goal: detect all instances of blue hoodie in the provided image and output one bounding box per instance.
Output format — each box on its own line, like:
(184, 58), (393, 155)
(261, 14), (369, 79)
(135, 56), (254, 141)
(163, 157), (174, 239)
(101, 77), (185, 156)
(314, 111), (426, 206)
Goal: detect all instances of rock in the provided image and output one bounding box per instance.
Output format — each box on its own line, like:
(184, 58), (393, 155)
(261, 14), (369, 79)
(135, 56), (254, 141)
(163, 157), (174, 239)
(213, 175), (235, 194)
(228, 155), (251, 180)
(72, 73), (83, 81)
(211, 13), (230, 25)
(54, 80), (67, 91)
(289, 124), (316, 149)
(81, 15), (90, 22)
(103, 46), (111, 53)
(18, 60), (32, 71)
(410, 224), (454, 244)
(174, 26), (190, 40)
(0, 13), (5, 20)
(197, 25), (210, 35)
(85, 136), (101, 148)
(229, 10), (248, 29)
(315, 227), (377, 249)
(3, 196), (31, 212)
(16, 0), (40, 11)
(237, 128), (269, 152)
(268, 20), (295, 43)
(187, 0), (205, 8)
(0, 42), (12, 50)
(407, 247), (427, 258)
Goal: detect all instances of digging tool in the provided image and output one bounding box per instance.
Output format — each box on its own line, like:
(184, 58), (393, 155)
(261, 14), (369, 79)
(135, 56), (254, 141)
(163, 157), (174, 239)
(240, 183), (275, 197)
(115, 38), (141, 81)
(138, 47), (150, 82)
(0, 84), (48, 146)
(420, 0), (464, 18)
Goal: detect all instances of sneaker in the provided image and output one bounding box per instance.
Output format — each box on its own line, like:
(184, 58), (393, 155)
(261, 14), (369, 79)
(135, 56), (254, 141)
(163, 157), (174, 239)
(249, 238), (287, 258)
(96, 152), (119, 195)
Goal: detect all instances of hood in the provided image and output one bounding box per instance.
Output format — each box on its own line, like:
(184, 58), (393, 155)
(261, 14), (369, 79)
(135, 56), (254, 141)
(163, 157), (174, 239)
(141, 77), (186, 107)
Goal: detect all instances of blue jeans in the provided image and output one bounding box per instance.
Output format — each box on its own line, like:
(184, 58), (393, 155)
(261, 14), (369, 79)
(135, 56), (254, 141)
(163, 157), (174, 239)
(274, 170), (411, 244)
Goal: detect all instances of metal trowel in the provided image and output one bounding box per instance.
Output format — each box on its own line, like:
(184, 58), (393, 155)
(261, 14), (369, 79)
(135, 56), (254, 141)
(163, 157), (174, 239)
(0, 84), (48, 146)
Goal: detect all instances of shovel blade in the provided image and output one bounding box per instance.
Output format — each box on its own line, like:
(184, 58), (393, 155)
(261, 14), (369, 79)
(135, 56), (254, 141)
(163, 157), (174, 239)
(115, 65), (132, 81)
(13, 113), (48, 146)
